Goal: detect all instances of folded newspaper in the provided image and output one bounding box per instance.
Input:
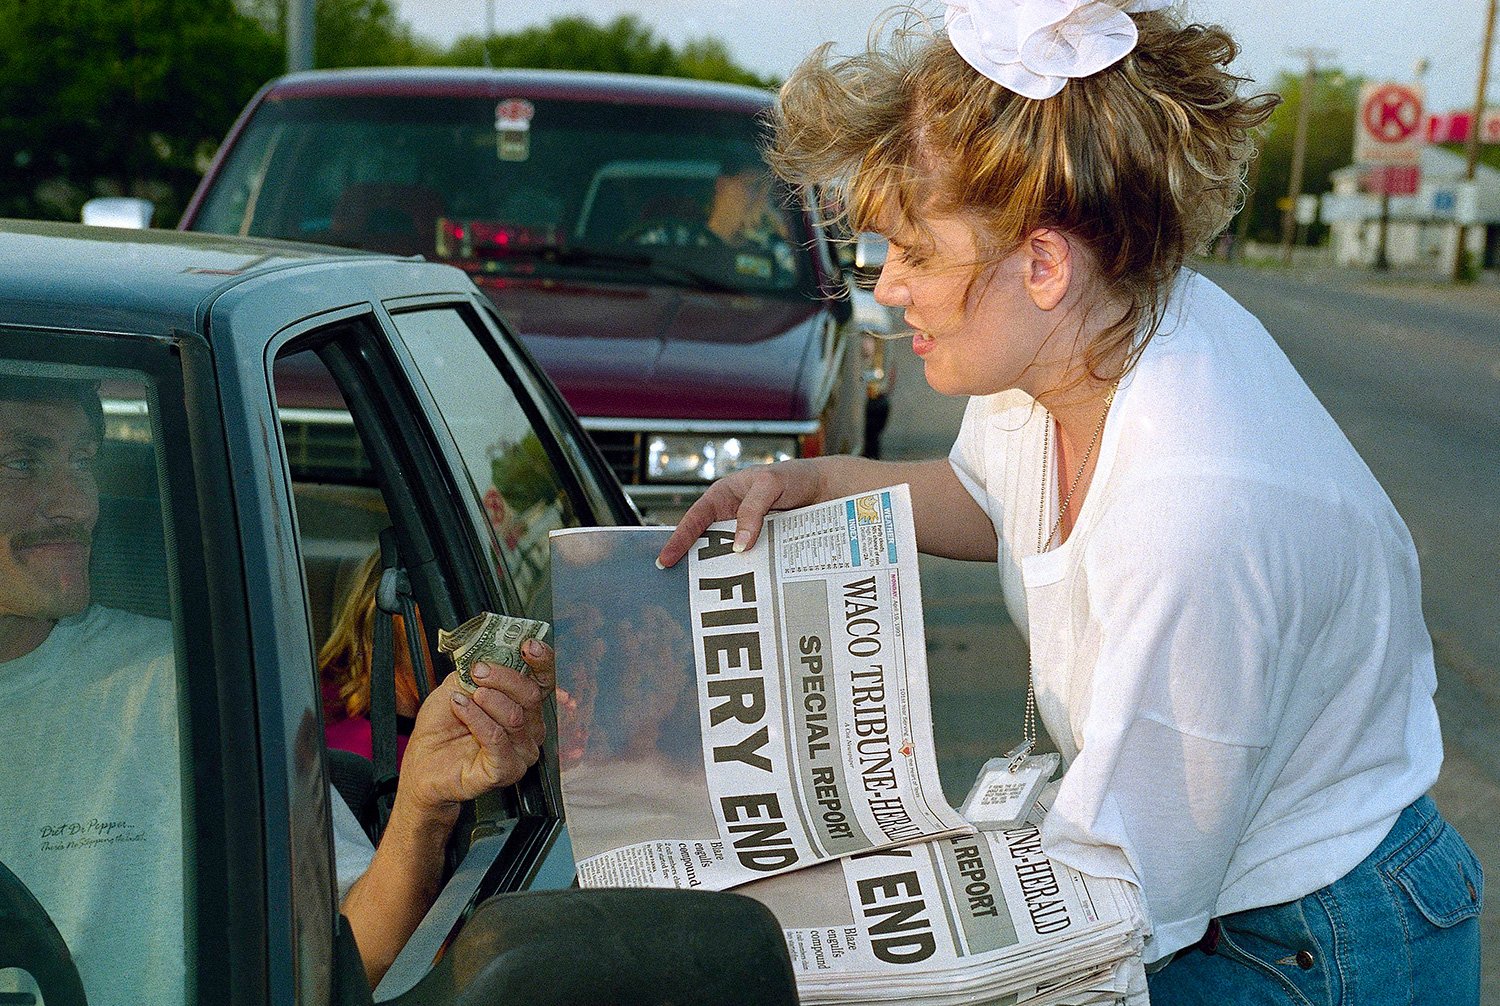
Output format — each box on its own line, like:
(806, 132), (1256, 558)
(549, 486), (1147, 1005)
(736, 791), (1148, 1006)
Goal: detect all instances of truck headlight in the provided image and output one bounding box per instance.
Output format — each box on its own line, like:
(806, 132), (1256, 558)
(645, 435), (796, 482)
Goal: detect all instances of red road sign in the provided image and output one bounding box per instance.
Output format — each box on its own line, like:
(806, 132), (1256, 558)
(494, 98), (536, 128)
(1356, 82), (1425, 165)
(1361, 165), (1421, 197)
(1363, 85), (1422, 141)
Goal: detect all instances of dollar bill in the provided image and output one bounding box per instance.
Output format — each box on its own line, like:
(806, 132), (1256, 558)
(437, 612), (550, 694)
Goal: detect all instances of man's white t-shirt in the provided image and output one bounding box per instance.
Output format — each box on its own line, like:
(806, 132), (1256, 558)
(949, 271), (1443, 962)
(0, 605), (375, 1003)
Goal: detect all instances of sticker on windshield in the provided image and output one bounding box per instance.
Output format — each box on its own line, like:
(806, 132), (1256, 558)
(495, 98), (535, 162)
(734, 252), (773, 280)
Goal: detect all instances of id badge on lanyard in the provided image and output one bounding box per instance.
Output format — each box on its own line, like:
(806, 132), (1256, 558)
(960, 744), (1060, 830)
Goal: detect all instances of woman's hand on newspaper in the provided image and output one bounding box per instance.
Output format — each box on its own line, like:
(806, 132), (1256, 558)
(656, 460), (826, 568)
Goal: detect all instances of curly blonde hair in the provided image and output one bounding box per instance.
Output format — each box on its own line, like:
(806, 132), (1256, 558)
(319, 552), (424, 721)
(771, 4), (1279, 382)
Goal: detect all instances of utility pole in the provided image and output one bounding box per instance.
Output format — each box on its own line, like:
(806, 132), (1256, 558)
(1279, 47), (1338, 265)
(288, 0), (315, 73)
(1232, 142), (1262, 261)
(483, 0), (496, 67)
(1453, 0), (1497, 282)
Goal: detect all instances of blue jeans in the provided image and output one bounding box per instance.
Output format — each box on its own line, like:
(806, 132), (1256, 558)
(1148, 796), (1483, 1005)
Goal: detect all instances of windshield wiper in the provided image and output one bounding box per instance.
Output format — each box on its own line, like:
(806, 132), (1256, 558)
(487, 245), (739, 294)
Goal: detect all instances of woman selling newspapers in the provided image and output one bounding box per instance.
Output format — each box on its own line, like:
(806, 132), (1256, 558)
(657, 2), (1482, 1001)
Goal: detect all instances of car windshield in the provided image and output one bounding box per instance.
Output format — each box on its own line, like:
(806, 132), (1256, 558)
(194, 93), (817, 298)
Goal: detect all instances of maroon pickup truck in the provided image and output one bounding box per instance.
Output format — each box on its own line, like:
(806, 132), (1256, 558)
(177, 68), (887, 521)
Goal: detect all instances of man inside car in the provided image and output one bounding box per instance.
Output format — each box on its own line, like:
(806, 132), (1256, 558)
(0, 374), (553, 995)
(628, 149), (798, 281)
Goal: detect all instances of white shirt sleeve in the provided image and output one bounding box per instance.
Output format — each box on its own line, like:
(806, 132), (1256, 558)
(948, 395), (993, 510)
(330, 785), (376, 902)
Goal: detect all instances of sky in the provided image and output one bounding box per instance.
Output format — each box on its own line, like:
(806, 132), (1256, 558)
(390, 0), (1492, 116)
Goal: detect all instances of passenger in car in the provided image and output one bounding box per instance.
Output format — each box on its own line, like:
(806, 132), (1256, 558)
(0, 375), (554, 991)
(320, 551), (423, 765)
(705, 154), (789, 248)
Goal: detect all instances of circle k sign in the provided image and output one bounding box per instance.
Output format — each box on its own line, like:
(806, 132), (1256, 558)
(1356, 82), (1425, 165)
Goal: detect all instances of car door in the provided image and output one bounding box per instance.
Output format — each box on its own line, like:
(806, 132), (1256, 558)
(246, 279), (633, 997)
(0, 327), (259, 1006)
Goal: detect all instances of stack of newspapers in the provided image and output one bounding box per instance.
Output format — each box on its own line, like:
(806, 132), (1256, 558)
(735, 812), (1147, 1006)
(549, 486), (1147, 1005)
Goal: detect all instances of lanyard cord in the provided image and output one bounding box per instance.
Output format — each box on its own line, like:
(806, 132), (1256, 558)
(1012, 384), (1117, 772)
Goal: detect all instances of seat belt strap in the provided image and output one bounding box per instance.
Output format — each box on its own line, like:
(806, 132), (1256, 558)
(370, 532), (402, 836)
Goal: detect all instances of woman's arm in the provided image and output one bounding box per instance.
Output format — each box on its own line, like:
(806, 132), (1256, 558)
(655, 455), (997, 567)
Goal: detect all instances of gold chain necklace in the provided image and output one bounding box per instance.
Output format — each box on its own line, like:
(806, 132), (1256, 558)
(1011, 382), (1119, 769)
(1036, 382), (1118, 554)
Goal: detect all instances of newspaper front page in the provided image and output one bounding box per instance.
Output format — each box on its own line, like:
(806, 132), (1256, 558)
(550, 486), (971, 891)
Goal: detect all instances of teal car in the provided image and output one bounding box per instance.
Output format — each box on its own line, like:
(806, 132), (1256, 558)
(0, 220), (795, 1005)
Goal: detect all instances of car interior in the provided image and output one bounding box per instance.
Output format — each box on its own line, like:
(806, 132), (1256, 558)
(573, 158), (720, 244)
(5, 367), (190, 1005)
(79, 294), (635, 969)
(327, 181), (445, 259)
(92, 432), (170, 621)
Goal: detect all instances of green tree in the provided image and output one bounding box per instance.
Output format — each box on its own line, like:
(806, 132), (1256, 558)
(442, 15), (774, 88)
(241, 0), (446, 68)
(1233, 68), (1363, 244)
(489, 435), (561, 515)
(0, 0), (281, 221)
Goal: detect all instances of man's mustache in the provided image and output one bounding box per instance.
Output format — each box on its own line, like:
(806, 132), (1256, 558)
(11, 526), (91, 549)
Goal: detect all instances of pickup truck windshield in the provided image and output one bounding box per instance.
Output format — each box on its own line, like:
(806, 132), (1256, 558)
(194, 94), (815, 298)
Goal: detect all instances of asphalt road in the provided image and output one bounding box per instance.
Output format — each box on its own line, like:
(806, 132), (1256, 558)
(887, 261), (1500, 998)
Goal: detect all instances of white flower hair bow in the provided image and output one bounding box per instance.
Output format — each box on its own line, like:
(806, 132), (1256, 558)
(945, 0), (1173, 100)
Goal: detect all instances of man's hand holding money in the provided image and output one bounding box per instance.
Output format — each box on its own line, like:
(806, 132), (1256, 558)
(342, 618), (555, 986)
(397, 629), (555, 821)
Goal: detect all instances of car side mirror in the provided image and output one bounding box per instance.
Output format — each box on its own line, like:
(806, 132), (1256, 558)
(385, 887), (799, 1006)
(81, 197), (155, 229)
(851, 287), (899, 337)
(852, 232), (887, 291)
(853, 232), (888, 271)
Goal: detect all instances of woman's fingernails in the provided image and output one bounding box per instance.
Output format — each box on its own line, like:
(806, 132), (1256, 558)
(471, 663), (492, 681)
(523, 639), (543, 658)
(451, 690), (471, 707)
(654, 557), (666, 570)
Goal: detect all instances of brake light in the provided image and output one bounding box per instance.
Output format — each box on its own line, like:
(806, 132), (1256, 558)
(435, 218), (559, 259)
(798, 425), (826, 459)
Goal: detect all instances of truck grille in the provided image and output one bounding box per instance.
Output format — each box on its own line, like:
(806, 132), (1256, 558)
(280, 417), (375, 485)
(587, 429), (641, 485)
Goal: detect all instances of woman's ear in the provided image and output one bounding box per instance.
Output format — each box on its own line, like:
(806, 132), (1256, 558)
(1022, 229), (1072, 311)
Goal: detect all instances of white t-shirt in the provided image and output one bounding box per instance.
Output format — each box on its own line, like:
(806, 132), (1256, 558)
(0, 606), (185, 1004)
(949, 270), (1442, 963)
(0, 606), (375, 1003)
